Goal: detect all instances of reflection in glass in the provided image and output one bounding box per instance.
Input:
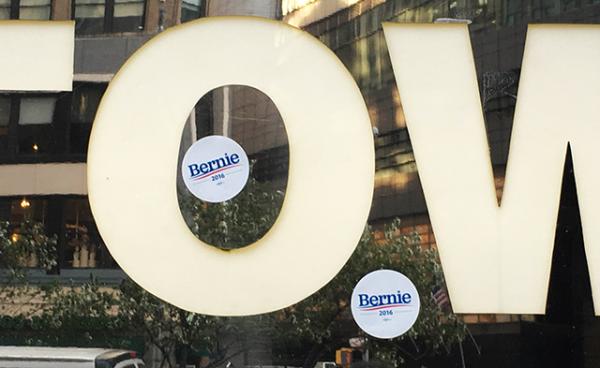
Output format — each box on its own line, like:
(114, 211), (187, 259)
(63, 198), (114, 268)
(0, 196), (117, 270)
(17, 96), (56, 154)
(7, 197), (47, 224)
(113, 0), (145, 32)
(0, 198), (49, 269)
(74, 0), (144, 34)
(114, 0), (144, 17)
(74, 0), (105, 34)
(178, 85), (288, 250)
(19, 0), (51, 20)
(0, 0), (9, 19)
(70, 84), (106, 153)
(2, 1), (600, 367)
(18, 97), (55, 126)
(288, 1), (600, 366)
(181, 0), (204, 22)
(74, 0), (105, 17)
(0, 96), (9, 152)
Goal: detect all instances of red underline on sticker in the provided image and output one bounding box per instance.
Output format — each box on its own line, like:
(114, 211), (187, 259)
(192, 164), (242, 180)
(359, 304), (412, 311)
(194, 169), (243, 184)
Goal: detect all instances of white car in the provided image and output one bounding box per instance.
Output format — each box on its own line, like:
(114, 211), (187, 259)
(0, 346), (145, 368)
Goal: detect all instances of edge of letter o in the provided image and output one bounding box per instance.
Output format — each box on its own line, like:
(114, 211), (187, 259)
(87, 17), (374, 316)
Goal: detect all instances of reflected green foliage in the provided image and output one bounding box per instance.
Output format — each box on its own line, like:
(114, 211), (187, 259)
(0, 222), (140, 349)
(275, 220), (466, 367)
(0, 221), (57, 322)
(116, 279), (244, 368)
(178, 175), (285, 249)
(1, 187), (464, 368)
(45, 281), (120, 331)
(0, 279), (141, 350)
(0, 221), (57, 282)
(42, 277), (265, 368)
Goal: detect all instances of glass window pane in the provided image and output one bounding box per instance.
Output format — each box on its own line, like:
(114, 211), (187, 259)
(114, 0), (144, 17)
(177, 85), (288, 250)
(18, 97), (56, 125)
(531, 0), (560, 18)
(18, 125), (54, 154)
(64, 198), (116, 269)
(71, 84), (104, 124)
(0, 198), (50, 268)
(75, 0), (105, 18)
(0, 96), (9, 153)
(9, 198), (47, 224)
(70, 84), (106, 154)
(19, 0), (51, 20)
(18, 97), (56, 154)
(74, 0), (106, 35)
(0, 0), (9, 19)
(181, 0), (203, 22)
(0, 198), (9, 221)
(0, 96), (9, 127)
(113, 0), (144, 32)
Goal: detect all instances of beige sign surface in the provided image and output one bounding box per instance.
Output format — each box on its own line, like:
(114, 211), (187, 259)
(385, 23), (600, 315)
(0, 21), (73, 92)
(87, 17), (375, 316)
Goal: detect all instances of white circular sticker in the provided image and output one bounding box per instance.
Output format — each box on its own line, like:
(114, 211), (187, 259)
(181, 135), (250, 203)
(351, 270), (420, 339)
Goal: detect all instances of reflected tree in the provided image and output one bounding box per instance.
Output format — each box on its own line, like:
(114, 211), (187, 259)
(0, 220), (57, 281)
(3, 180), (465, 368)
(0, 220), (57, 319)
(274, 220), (466, 368)
(178, 174), (285, 250)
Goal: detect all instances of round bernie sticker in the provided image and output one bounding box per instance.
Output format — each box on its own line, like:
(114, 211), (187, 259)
(351, 269), (420, 339)
(181, 135), (250, 203)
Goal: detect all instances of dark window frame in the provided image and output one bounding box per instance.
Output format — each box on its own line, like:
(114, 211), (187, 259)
(72, 0), (147, 35)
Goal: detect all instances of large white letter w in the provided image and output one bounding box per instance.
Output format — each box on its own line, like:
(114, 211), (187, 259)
(383, 24), (600, 315)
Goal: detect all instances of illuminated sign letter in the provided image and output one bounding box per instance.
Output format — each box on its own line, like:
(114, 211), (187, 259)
(384, 24), (600, 315)
(0, 21), (73, 91)
(88, 17), (374, 316)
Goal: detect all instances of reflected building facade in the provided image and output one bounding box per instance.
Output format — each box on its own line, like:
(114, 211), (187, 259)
(281, 0), (600, 367)
(1, 0), (600, 367)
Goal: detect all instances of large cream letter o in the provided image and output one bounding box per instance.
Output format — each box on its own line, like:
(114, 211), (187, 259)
(88, 17), (374, 316)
